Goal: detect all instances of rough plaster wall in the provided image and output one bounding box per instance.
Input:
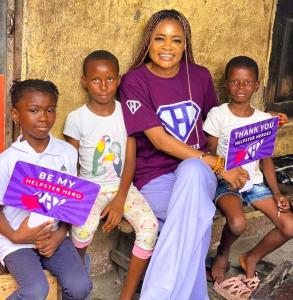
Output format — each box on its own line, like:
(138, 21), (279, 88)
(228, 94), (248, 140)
(22, 0), (277, 138)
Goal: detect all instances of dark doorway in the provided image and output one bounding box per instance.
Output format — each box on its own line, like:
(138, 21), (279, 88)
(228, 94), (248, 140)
(1, 0), (23, 149)
(266, 0), (293, 116)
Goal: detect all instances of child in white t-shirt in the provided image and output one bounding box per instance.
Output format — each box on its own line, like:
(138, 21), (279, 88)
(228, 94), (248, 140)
(203, 56), (293, 297)
(0, 79), (92, 300)
(63, 50), (158, 300)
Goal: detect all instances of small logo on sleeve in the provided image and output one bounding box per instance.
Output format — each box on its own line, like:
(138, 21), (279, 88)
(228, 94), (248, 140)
(126, 100), (141, 114)
(60, 165), (67, 172)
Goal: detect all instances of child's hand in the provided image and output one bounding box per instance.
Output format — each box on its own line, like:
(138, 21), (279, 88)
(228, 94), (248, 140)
(277, 113), (288, 127)
(100, 196), (124, 232)
(35, 233), (60, 257)
(12, 217), (53, 244)
(221, 167), (249, 190)
(267, 111), (288, 127)
(273, 193), (290, 213)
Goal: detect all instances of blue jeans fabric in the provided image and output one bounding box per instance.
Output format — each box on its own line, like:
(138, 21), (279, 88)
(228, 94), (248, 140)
(4, 238), (92, 300)
(140, 158), (217, 300)
(215, 179), (273, 205)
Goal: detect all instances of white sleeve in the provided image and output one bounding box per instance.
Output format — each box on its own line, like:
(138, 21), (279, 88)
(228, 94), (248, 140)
(69, 147), (78, 176)
(0, 156), (11, 205)
(62, 142), (78, 177)
(203, 106), (222, 137)
(63, 111), (81, 141)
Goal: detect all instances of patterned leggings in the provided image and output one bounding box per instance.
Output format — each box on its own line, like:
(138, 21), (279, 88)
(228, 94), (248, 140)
(71, 185), (159, 258)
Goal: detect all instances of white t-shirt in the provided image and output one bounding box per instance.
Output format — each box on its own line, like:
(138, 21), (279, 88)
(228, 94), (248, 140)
(63, 101), (127, 186)
(203, 103), (271, 184)
(0, 135), (77, 265)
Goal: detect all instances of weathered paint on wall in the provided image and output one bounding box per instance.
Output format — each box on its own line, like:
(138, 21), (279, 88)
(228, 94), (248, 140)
(21, 0), (278, 137)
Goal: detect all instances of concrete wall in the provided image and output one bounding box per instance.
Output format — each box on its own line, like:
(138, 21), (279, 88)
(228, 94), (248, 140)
(21, 0), (279, 136)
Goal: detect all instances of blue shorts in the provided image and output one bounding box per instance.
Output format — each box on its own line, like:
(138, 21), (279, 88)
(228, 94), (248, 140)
(215, 179), (273, 205)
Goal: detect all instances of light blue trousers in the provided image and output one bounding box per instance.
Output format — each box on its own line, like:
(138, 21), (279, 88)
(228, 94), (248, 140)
(140, 158), (217, 300)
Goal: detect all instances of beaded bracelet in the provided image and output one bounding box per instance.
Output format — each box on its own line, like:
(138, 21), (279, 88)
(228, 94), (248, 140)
(212, 155), (221, 172)
(217, 158), (225, 175)
(212, 155), (225, 175)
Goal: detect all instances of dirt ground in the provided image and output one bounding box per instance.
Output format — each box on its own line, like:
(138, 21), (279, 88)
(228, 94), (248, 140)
(89, 237), (293, 300)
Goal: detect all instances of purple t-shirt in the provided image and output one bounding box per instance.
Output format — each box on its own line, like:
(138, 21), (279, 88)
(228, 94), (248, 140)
(120, 61), (218, 190)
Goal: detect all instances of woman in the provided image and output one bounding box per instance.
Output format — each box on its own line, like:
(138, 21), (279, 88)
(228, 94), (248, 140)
(120, 9), (248, 300)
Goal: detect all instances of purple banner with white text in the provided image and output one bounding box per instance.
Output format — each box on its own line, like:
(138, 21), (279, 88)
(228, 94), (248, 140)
(225, 117), (278, 170)
(3, 161), (100, 226)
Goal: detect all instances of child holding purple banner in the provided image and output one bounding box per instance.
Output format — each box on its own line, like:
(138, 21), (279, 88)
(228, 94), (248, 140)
(203, 56), (293, 298)
(63, 50), (159, 300)
(0, 79), (92, 300)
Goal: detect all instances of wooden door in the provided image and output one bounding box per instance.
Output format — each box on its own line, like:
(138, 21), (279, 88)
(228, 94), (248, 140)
(0, 0), (23, 152)
(0, 1), (6, 152)
(266, 0), (293, 116)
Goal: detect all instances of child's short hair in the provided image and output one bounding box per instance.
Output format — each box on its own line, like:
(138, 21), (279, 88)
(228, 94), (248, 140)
(225, 56), (259, 80)
(10, 79), (59, 107)
(83, 50), (119, 76)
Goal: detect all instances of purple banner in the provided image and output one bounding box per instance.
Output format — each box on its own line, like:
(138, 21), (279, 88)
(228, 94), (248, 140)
(3, 161), (100, 226)
(226, 117), (278, 170)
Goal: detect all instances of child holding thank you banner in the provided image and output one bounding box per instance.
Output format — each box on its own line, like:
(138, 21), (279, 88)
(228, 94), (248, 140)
(203, 56), (293, 299)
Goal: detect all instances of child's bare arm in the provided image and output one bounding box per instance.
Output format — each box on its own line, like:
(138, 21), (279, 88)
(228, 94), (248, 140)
(206, 134), (219, 155)
(0, 205), (53, 244)
(261, 157), (280, 195)
(35, 222), (69, 257)
(64, 135), (80, 150)
(261, 157), (290, 212)
(115, 136), (136, 198)
(101, 136), (136, 232)
(64, 135), (80, 174)
(0, 206), (16, 241)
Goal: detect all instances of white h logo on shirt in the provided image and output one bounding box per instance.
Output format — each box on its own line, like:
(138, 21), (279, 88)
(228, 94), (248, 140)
(127, 100), (141, 114)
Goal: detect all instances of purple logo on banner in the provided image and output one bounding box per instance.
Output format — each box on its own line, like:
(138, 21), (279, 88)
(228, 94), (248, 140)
(3, 161), (100, 226)
(226, 117), (279, 170)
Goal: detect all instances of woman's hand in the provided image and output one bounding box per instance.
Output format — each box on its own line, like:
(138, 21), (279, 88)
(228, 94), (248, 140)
(100, 195), (125, 232)
(12, 217), (53, 244)
(220, 167), (249, 190)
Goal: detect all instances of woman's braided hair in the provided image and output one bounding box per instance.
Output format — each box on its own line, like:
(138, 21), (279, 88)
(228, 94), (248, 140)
(130, 9), (195, 69)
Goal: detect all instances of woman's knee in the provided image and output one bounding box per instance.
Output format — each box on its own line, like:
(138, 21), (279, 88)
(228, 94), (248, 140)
(176, 158), (216, 197)
(227, 216), (247, 236)
(177, 158), (210, 177)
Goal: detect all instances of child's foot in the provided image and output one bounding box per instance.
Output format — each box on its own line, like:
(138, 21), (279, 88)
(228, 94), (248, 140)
(211, 250), (230, 283)
(239, 252), (258, 278)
